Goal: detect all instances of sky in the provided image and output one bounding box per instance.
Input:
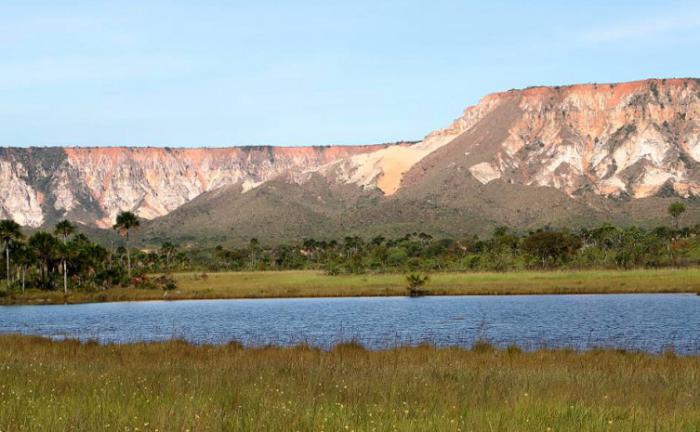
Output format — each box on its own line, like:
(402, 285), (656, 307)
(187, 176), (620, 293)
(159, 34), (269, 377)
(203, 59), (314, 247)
(1, 0), (700, 148)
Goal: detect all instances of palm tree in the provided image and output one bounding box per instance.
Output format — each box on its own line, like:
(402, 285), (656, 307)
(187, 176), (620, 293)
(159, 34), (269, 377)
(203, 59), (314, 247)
(54, 220), (75, 295)
(28, 232), (59, 290)
(113, 211), (140, 278)
(0, 219), (23, 291)
(68, 234), (101, 288)
(249, 238), (260, 269)
(668, 202), (687, 230)
(12, 244), (33, 293)
(406, 273), (430, 297)
(160, 242), (177, 269)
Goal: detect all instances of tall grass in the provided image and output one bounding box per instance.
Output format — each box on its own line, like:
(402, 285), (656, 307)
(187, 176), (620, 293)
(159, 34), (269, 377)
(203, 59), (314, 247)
(1, 335), (699, 431)
(3, 268), (700, 305)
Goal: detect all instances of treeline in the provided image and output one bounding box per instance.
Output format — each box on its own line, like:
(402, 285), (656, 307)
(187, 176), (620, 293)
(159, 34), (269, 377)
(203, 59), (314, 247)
(174, 204), (697, 274)
(193, 223), (700, 274)
(0, 211), (161, 294)
(1, 204), (698, 293)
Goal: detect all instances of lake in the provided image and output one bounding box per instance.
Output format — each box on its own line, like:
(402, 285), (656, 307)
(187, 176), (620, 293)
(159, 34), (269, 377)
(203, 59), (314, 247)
(1, 294), (699, 353)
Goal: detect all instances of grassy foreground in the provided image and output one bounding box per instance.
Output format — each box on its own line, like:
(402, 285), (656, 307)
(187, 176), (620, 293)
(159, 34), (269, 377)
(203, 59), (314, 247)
(0, 335), (699, 431)
(2, 268), (700, 305)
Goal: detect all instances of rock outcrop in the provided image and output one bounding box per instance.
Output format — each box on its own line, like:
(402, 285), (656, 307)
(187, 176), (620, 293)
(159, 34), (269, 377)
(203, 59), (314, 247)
(0, 145), (391, 227)
(331, 78), (700, 199)
(1, 78), (699, 234)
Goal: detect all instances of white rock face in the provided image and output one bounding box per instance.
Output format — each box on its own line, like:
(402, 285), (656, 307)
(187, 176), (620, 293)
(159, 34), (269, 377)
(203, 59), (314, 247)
(687, 132), (700, 162)
(316, 79), (700, 200)
(0, 79), (699, 228)
(52, 171), (77, 212)
(62, 147), (396, 227)
(319, 138), (454, 193)
(319, 95), (503, 194)
(0, 160), (44, 227)
(457, 79), (700, 199)
(0, 145), (388, 227)
(469, 162), (501, 184)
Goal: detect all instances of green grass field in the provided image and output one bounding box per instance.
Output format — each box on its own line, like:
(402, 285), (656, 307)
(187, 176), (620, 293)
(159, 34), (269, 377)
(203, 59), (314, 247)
(0, 268), (700, 304)
(0, 335), (698, 431)
(2, 268), (700, 305)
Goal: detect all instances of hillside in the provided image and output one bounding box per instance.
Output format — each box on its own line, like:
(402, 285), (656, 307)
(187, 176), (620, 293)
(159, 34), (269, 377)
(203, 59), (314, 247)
(2, 78), (700, 245)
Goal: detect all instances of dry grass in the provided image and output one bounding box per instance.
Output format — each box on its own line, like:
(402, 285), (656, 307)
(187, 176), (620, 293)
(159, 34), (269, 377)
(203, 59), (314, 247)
(2, 268), (699, 305)
(0, 335), (699, 431)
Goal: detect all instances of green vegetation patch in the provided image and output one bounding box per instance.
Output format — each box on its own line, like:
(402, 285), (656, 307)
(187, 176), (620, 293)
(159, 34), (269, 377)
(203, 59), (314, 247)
(0, 335), (698, 431)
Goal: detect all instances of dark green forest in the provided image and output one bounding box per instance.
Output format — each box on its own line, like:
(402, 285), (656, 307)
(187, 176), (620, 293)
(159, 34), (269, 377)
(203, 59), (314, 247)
(1, 203), (699, 294)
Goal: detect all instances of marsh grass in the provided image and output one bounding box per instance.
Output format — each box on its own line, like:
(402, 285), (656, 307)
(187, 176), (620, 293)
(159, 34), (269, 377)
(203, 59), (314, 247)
(0, 335), (699, 431)
(3, 268), (700, 305)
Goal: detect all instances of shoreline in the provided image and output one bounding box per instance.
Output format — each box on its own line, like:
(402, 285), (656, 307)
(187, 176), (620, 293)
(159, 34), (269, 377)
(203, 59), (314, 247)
(1, 288), (698, 307)
(1, 268), (699, 306)
(1, 333), (698, 354)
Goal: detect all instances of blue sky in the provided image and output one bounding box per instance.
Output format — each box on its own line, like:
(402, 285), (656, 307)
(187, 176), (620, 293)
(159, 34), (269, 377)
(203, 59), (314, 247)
(1, 0), (699, 147)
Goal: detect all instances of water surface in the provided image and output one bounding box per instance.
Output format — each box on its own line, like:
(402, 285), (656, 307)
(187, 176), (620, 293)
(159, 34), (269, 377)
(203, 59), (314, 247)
(1, 294), (698, 353)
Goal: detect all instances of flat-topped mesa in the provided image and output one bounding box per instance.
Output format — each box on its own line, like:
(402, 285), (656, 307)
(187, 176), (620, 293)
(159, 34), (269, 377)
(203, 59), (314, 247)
(328, 78), (700, 196)
(1, 78), (699, 230)
(0, 144), (392, 228)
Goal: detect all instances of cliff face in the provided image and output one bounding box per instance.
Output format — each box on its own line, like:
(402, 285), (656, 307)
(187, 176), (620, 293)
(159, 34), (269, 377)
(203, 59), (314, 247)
(317, 94), (502, 195)
(0, 145), (389, 227)
(1, 78), (699, 233)
(331, 78), (700, 199)
(460, 79), (700, 199)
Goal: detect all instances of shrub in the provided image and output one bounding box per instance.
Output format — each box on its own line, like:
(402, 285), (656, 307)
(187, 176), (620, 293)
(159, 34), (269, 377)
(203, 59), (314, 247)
(153, 274), (177, 291)
(406, 273), (429, 297)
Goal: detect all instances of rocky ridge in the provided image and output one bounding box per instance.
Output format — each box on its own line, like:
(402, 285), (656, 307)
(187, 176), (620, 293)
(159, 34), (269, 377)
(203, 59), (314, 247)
(1, 78), (699, 236)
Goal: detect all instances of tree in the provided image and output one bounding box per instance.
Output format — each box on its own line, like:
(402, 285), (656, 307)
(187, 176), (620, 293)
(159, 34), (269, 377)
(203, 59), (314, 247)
(54, 220), (76, 295)
(370, 235), (386, 246)
(668, 202), (686, 230)
(406, 272), (429, 297)
(522, 231), (582, 268)
(55, 242), (72, 294)
(113, 211), (140, 278)
(54, 220), (75, 242)
(67, 235), (110, 289)
(248, 238), (260, 269)
(418, 232), (433, 246)
(66, 234), (101, 288)
(160, 242), (177, 269)
(343, 236), (363, 256)
(12, 244), (33, 293)
(0, 219), (23, 291)
(28, 232), (59, 290)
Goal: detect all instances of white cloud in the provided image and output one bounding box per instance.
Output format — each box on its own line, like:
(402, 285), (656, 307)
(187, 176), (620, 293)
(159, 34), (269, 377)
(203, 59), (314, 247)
(582, 13), (700, 43)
